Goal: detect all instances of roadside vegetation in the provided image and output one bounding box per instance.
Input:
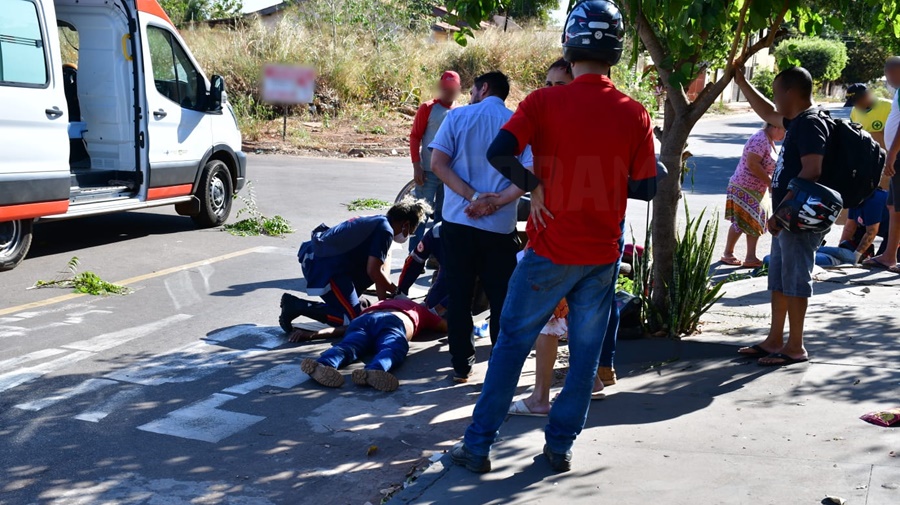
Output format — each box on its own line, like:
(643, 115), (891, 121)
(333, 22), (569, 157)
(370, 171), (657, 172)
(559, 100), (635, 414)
(31, 257), (131, 296)
(177, 5), (658, 149)
(224, 183), (295, 237)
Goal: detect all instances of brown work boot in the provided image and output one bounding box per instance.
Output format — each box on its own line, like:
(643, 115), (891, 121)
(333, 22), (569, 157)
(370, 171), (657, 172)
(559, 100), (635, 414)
(301, 358), (344, 388)
(351, 369), (399, 392)
(598, 366), (617, 386)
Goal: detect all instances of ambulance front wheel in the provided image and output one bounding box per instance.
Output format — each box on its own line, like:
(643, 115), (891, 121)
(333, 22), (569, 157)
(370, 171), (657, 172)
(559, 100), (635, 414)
(0, 219), (33, 272)
(192, 160), (234, 228)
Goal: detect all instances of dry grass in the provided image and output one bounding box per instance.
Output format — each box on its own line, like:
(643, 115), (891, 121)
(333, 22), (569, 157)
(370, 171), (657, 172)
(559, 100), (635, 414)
(181, 14), (562, 144)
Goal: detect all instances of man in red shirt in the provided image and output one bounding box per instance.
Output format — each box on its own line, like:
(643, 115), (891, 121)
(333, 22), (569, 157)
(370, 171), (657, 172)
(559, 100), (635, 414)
(300, 298), (447, 392)
(408, 70), (461, 252)
(450, 0), (657, 473)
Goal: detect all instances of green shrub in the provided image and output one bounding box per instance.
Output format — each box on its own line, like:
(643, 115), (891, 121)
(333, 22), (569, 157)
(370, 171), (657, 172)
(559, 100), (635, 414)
(841, 36), (890, 84)
(634, 204), (726, 337)
(775, 37), (848, 82)
(750, 68), (776, 100)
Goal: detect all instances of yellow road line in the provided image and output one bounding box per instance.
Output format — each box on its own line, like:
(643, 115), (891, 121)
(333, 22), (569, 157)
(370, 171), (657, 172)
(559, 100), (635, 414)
(0, 246), (264, 317)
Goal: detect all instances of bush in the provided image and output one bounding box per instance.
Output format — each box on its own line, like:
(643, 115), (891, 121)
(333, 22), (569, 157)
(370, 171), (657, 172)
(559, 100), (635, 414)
(633, 204), (725, 337)
(841, 37), (890, 84)
(774, 37), (848, 82)
(750, 68), (776, 100)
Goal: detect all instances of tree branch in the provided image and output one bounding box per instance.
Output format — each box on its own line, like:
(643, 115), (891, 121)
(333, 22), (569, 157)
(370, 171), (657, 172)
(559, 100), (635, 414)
(622, 3), (689, 114)
(686, 1), (790, 125)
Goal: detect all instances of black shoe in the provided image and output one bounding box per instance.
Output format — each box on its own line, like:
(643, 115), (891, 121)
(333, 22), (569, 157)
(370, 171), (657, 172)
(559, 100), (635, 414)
(279, 293), (305, 333)
(543, 444), (572, 472)
(450, 442), (491, 473)
(452, 370), (473, 384)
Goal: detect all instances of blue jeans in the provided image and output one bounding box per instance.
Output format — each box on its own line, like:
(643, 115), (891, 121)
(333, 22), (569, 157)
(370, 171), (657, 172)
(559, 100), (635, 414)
(463, 249), (617, 456)
(768, 229), (826, 298)
(410, 171), (444, 253)
(316, 312), (410, 371)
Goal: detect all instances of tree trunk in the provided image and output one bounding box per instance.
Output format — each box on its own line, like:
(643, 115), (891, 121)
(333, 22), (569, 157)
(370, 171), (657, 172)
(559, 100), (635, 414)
(650, 109), (694, 313)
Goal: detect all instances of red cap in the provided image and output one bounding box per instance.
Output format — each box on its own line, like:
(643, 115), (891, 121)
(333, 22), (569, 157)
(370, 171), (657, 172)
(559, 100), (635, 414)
(440, 70), (461, 90)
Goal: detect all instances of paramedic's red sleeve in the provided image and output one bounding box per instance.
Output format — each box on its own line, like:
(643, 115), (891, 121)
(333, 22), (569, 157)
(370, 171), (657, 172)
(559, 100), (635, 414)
(501, 93), (538, 155)
(630, 109), (657, 182)
(409, 102), (431, 163)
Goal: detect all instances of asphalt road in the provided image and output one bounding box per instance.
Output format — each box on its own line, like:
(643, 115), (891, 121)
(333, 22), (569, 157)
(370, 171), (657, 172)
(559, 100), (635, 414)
(0, 107), (848, 505)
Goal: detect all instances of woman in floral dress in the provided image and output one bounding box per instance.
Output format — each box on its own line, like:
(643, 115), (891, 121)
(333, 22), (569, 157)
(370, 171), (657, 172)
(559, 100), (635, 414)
(721, 123), (785, 267)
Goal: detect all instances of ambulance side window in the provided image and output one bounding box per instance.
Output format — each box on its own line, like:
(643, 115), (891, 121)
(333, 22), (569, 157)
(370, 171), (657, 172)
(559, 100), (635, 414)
(146, 26), (202, 110)
(0, 0), (48, 87)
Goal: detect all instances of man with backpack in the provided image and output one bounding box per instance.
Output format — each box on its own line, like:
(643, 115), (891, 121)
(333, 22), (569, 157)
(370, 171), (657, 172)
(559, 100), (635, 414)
(732, 66), (833, 367)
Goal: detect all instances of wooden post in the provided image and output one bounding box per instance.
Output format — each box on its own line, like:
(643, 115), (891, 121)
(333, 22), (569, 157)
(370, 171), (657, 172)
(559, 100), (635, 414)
(282, 105), (287, 141)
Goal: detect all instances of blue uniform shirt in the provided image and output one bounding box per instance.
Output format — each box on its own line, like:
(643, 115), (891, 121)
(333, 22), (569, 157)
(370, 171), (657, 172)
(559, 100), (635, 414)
(299, 215), (393, 294)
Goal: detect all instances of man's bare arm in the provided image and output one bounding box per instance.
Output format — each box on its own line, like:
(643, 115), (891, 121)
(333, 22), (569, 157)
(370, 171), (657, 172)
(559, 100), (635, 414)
(733, 66), (785, 128)
(431, 149), (479, 201)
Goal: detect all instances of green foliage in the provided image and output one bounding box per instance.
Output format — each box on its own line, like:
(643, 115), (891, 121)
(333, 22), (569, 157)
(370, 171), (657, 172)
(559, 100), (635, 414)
(750, 68), (776, 100)
(841, 37), (890, 84)
(346, 198), (391, 212)
(612, 66), (662, 118)
(224, 182), (295, 237)
(33, 257), (131, 296)
(636, 205), (726, 337)
(722, 263), (769, 284)
(504, 0), (559, 23)
(774, 37), (848, 82)
(616, 274), (634, 293)
(160, 0), (242, 26)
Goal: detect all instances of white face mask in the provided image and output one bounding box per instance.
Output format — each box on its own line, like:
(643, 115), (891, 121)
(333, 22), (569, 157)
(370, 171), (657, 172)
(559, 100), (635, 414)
(393, 231), (409, 244)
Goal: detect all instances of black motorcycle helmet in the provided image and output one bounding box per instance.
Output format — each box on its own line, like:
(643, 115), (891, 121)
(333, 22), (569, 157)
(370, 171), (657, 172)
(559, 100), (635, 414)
(774, 178), (843, 234)
(562, 0), (625, 65)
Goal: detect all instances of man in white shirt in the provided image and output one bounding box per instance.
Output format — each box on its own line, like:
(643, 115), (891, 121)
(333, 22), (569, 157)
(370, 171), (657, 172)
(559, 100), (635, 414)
(428, 71), (533, 382)
(865, 57), (900, 271)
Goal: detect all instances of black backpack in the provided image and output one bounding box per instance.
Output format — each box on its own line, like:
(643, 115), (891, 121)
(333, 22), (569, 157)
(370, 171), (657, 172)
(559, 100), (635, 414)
(817, 110), (886, 209)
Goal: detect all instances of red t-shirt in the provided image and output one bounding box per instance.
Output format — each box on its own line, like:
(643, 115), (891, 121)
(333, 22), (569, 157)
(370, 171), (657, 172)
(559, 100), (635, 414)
(364, 298), (443, 337)
(502, 74), (657, 265)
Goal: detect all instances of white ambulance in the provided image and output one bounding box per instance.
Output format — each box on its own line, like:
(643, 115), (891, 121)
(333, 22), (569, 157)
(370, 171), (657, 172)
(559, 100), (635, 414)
(0, 0), (246, 271)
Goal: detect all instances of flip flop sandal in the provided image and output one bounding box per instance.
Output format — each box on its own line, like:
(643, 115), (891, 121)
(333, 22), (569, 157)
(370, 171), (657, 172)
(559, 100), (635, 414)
(758, 353), (809, 367)
(508, 399), (548, 417)
(720, 256), (742, 266)
(862, 257), (892, 269)
(737, 344), (770, 358)
(742, 261), (764, 268)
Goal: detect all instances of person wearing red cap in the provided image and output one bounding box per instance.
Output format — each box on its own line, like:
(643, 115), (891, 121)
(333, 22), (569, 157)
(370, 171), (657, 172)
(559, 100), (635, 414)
(408, 70), (461, 252)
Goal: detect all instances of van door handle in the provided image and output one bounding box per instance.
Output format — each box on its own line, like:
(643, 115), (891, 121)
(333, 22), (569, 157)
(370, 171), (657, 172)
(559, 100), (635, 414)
(45, 106), (64, 118)
(153, 109), (168, 119)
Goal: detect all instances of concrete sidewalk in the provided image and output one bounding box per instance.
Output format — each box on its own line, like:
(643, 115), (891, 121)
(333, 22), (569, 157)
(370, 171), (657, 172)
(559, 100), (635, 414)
(389, 269), (900, 505)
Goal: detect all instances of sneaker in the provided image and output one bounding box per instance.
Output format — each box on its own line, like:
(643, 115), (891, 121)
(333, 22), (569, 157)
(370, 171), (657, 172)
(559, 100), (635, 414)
(351, 369), (399, 392)
(542, 444), (572, 472)
(452, 370), (473, 384)
(598, 366), (617, 386)
(279, 293), (305, 334)
(449, 442), (491, 473)
(301, 358), (344, 388)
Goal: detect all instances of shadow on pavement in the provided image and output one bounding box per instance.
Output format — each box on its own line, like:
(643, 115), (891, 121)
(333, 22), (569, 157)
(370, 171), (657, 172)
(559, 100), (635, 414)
(30, 212), (202, 259)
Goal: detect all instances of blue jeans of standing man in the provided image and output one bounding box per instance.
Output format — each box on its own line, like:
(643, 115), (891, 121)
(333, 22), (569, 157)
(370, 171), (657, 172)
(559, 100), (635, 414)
(316, 312), (410, 372)
(410, 171), (444, 253)
(463, 249), (617, 456)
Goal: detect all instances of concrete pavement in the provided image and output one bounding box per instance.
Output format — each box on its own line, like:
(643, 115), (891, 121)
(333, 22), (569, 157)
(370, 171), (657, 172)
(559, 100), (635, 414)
(3, 106), (890, 505)
(391, 271), (900, 505)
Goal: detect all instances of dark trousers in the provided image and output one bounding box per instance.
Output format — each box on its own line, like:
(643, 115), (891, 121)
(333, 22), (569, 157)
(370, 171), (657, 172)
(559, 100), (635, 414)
(441, 221), (519, 375)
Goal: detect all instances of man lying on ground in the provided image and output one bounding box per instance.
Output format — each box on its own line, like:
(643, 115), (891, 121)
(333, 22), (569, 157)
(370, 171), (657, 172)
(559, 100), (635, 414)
(300, 297), (447, 392)
(817, 188), (889, 266)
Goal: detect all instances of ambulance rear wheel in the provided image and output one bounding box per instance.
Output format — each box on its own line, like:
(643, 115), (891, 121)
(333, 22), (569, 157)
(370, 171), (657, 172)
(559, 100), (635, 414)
(192, 160), (233, 228)
(0, 219), (33, 272)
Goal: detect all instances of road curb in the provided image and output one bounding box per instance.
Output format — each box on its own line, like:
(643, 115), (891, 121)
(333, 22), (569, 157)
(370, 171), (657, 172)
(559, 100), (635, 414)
(386, 453), (453, 504)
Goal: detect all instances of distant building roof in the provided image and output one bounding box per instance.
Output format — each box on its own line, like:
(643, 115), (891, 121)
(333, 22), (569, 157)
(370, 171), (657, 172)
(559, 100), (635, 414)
(241, 0), (285, 14)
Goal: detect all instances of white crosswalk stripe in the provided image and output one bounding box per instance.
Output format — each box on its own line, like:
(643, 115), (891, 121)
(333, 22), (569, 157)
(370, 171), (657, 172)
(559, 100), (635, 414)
(14, 378), (117, 411)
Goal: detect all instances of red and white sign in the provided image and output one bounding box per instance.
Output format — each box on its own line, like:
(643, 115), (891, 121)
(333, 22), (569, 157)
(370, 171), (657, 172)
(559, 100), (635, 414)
(261, 64), (316, 104)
